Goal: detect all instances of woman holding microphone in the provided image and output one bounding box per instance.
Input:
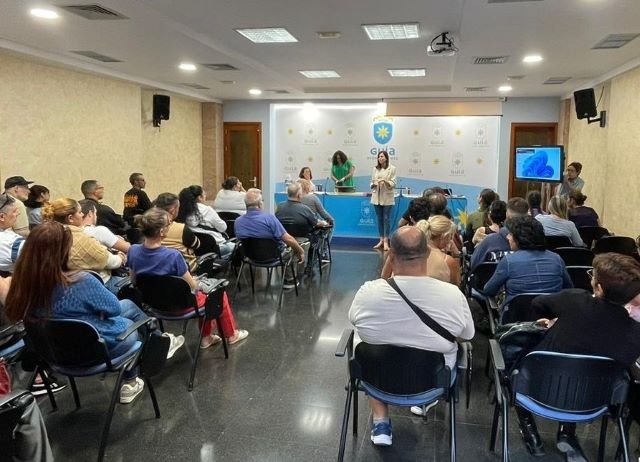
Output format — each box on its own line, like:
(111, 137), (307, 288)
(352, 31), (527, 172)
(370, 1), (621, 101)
(370, 150), (396, 251)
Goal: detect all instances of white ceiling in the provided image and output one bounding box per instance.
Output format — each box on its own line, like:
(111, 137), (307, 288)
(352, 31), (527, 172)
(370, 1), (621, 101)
(2, 0), (640, 102)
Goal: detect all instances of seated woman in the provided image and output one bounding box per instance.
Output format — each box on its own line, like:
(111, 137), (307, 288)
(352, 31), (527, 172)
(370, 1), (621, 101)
(567, 191), (601, 228)
(24, 184), (49, 229)
(464, 188), (497, 242)
(128, 208), (248, 348)
(526, 190), (543, 218)
(535, 196), (584, 246)
(176, 185), (235, 258)
(298, 166), (315, 191)
(213, 176), (246, 215)
(472, 200), (506, 245)
(483, 216), (572, 307)
(2, 222), (181, 404)
(43, 198), (127, 294)
(416, 215), (461, 286)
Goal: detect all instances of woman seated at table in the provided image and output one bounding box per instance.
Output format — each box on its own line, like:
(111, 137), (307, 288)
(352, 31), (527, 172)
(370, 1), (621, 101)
(567, 191), (601, 228)
(213, 176), (246, 215)
(128, 208), (248, 349)
(298, 166), (315, 192)
(535, 196), (584, 246)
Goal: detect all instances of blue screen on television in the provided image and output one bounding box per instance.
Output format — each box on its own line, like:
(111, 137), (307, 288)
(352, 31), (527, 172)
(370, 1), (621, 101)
(514, 146), (564, 183)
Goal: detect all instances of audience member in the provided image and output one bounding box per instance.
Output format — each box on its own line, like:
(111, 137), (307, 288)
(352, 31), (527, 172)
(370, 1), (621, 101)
(465, 188), (498, 241)
(415, 216), (461, 286)
(514, 253), (640, 458)
(153, 193), (201, 271)
(3, 176), (32, 237)
(81, 179), (128, 235)
(0, 194), (26, 273)
(472, 200), (506, 245)
(556, 161), (585, 198)
(470, 197), (529, 271)
(567, 191), (601, 228)
(123, 172), (152, 226)
(177, 185), (235, 258)
(526, 190), (543, 218)
(482, 216), (572, 307)
(79, 200), (131, 254)
(276, 183), (328, 235)
(235, 188), (305, 289)
(24, 184), (49, 229)
(213, 176), (247, 215)
(349, 226), (474, 446)
(298, 179), (334, 225)
(535, 196), (584, 246)
(128, 208), (248, 348)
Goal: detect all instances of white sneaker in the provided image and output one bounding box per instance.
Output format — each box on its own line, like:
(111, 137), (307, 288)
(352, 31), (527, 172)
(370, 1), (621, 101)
(164, 333), (185, 359)
(410, 400), (439, 416)
(120, 377), (144, 404)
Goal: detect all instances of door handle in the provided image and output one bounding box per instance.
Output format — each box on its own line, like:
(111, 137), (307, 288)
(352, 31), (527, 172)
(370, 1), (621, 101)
(250, 176), (257, 186)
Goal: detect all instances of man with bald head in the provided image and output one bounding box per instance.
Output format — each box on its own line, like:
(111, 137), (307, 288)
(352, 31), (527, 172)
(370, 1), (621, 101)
(349, 226), (474, 447)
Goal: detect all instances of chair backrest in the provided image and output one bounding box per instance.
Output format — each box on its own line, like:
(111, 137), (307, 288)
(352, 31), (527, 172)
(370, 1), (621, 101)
(280, 220), (313, 239)
(239, 238), (283, 264)
(502, 293), (550, 324)
(512, 351), (630, 411)
(351, 343), (449, 395)
(552, 247), (594, 267)
(25, 319), (108, 368)
(135, 275), (196, 312)
(192, 232), (220, 257)
(218, 212), (240, 239)
(578, 226), (609, 249)
(545, 235), (573, 250)
(469, 262), (498, 292)
(566, 266), (593, 292)
(593, 236), (638, 257)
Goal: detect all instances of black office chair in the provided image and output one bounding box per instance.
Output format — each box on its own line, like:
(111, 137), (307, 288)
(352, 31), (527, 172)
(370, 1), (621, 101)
(234, 238), (299, 308)
(192, 232), (238, 279)
(489, 343), (631, 462)
(467, 262), (499, 334)
(136, 275), (229, 391)
(593, 235), (638, 257)
(578, 226), (609, 250)
(219, 211), (241, 239)
(552, 246), (594, 267)
(335, 329), (457, 462)
(25, 317), (158, 462)
(280, 221), (331, 276)
(500, 293), (550, 324)
(566, 265), (593, 292)
(545, 235), (573, 250)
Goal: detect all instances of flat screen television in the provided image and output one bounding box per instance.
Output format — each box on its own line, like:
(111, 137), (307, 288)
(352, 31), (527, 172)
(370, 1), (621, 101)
(514, 145), (564, 183)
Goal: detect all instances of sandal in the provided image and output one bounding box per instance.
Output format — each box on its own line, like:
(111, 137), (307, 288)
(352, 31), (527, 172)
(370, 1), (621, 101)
(200, 334), (223, 350)
(228, 329), (249, 345)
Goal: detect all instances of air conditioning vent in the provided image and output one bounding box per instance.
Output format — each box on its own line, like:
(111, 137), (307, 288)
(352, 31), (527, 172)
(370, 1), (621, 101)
(266, 89), (290, 94)
(592, 33), (640, 49)
(181, 83), (210, 90)
(473, 56), (509, 64)
(507, 75), (525, 80)
(219, 80), (236, 84)
(201, 63), (239, 71)
(465, 86), (489, 92)
(71, 50), (122, 62)
(543, 76), (571, 85)
(60, 4), (128, 20)
(488, 0), (543, 3)
(316, 31), (341, 39)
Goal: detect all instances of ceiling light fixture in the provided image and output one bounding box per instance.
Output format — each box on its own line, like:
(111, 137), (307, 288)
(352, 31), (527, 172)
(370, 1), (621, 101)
(299, 70), (340, 79)
(387, 68), (426, 77)
(362, 23), (419, 40)
(523, 54), (543, 63)
(30, 8), (59, 19)
(249, 88), (262, 95)
(498, 85), (513, 92)
(179, 63), (197, 71)
(236, 27), (298, 43)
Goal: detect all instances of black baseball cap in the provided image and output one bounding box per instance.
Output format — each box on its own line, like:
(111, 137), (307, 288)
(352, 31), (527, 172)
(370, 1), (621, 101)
(4, 176), (34, 189)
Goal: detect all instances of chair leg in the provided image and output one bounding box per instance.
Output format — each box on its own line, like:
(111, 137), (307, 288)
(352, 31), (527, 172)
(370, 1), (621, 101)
(337, 379), (353, 462)
(292, 261), (299, 296)
(618, 414), (631, 462)
(502, 399), (509, 462)
(146, 377), (161, 418)
(352, 378), (358, 436)
(97, 367), (127, 462)
(234, 261), (245, 293)
(489, 401), (500, 452)
(250, 265), (256, 294)
(188, 318), (207, 392)
(597, 415), (608, 462)
(38, 367), (58, 411)
(181, 320), (189, 335)
(450, 395), (457, 462)
(466, 349), (473, 409)
(217, 316), (229, 359)
(69, 376), (81, 409)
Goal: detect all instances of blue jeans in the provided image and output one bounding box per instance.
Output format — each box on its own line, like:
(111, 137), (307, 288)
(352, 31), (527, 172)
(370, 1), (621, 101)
(114, 299), (148, 380)
(374, 205), (393, 238)
(105, 275), (127, 295)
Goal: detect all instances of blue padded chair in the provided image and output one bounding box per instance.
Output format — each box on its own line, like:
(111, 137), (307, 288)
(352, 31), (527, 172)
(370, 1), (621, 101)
(593, 235), (638, 257)
(545, 235), (573, 250)
(466, 262), (499, 334)
(566, 265), (593, 292)
(489, 341), (631, 462)
(335, 329), (457, 462)
(578, 226), (609, 250)
(500, 293), (550, 324)
(25, 317), (158, 462)
(135, 275), (229, 391)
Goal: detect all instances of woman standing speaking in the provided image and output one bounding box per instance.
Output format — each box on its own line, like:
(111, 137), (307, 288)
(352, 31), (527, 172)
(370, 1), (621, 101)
(370, 150), (396, 251)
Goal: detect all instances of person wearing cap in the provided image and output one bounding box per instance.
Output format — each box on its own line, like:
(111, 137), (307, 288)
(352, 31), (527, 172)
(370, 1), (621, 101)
(3, 176), (32, 237)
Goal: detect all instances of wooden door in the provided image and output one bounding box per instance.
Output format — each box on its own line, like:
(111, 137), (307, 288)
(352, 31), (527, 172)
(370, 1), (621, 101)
(508, 123), (558, 199)
(224, 123), (262, 190)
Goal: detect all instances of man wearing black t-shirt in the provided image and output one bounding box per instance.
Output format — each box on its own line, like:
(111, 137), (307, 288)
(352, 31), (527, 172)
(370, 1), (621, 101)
(123, 172), (152, 226)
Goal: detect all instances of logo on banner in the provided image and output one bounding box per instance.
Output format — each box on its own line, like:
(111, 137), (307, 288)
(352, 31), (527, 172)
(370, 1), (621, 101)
(303, 124), (318, 145)
(473, 125), (489, 147)
(373, 117), (393, 145)
(283, 151), (298, 174)
(407, 152), (423, 176)
(450, 152), (465, 176)
(359, 201), (376, 226)
(430, 127), (445, 146)
(343, 124), (357, 145)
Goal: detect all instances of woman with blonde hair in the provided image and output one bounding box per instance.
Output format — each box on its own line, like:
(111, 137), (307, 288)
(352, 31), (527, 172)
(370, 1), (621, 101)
(416, 216), (461, 286)
(535, 196), (584, 246)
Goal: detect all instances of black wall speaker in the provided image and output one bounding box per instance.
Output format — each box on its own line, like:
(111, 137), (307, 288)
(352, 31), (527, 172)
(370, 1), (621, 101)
(573, 89), (598, 120)
(153, 94), (170, 127)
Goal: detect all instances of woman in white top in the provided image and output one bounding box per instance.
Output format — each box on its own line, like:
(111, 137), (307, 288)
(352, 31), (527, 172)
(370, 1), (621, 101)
(370, 151), (397, 251)
(535, 196), (584, 247)
(177, 185), (236, 258)
(213, 177), (247, 215)
(298, 166), (315, 192)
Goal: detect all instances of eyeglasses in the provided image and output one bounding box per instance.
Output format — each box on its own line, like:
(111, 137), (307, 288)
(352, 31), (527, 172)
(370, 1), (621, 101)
(586, 269), (594, 280)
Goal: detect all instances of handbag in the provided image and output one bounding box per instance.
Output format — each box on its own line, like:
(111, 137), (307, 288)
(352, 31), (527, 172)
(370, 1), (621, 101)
(494, 321), (548, 370)
(0, 358), (11, 395)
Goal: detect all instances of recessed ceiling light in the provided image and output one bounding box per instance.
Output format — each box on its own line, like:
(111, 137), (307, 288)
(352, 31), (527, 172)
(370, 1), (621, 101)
(30, 8), (59, 19)
(523, 54), (543, 63)
(235, 28), (298, 43)
(498, 85), (513, 92)
(362, 23), (419, 40)
(249, 88), (262, 95)
(387, 68), (426, 77)
(178, 63), (197, 71)
(299, 70), (341, 79)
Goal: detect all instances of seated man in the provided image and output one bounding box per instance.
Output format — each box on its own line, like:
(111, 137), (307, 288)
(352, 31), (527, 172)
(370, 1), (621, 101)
(79, 200), (131, 254)
(0, 194), (25, 273)
(3, 176), (32, 237)
(349, 226), (475, 446)
(123, 172), (152, 226)
(235, 188), (305, 289)
(513, 253), (640, 460)
(81, 179), (128, 235)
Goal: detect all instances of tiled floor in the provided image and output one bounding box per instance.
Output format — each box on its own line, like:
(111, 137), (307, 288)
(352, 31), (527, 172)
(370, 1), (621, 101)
(18, 247), (640, 461)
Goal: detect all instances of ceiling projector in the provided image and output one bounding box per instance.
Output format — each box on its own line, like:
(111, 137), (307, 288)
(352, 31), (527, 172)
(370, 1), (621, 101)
(427, 32), (457, 57)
